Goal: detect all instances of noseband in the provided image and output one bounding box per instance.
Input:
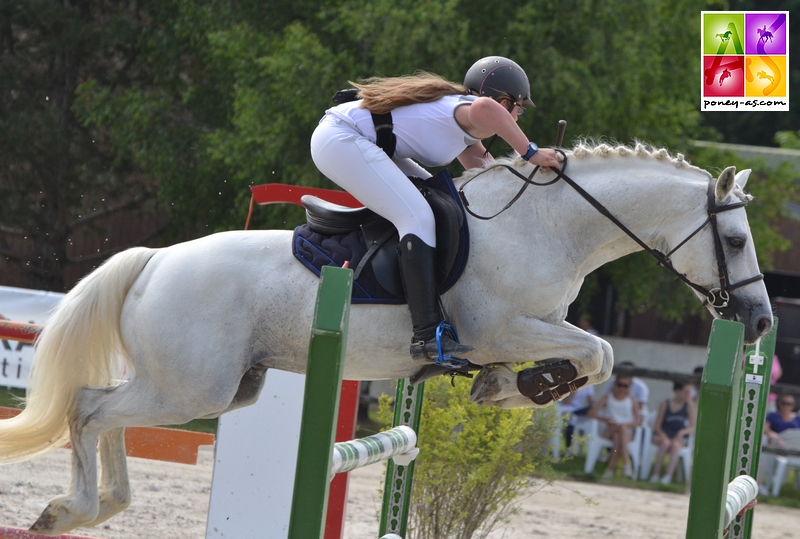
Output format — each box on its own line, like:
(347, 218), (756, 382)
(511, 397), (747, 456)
(458, 152), (764, 315)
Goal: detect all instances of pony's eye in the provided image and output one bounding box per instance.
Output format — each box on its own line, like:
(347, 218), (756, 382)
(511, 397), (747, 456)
(728, 237), (745, 249)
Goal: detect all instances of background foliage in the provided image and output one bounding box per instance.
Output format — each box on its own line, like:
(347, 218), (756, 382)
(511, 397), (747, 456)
(1, 0), (798, 322)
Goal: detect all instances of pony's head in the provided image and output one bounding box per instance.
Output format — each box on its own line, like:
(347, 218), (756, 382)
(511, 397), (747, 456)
(665, 166), (772, 343)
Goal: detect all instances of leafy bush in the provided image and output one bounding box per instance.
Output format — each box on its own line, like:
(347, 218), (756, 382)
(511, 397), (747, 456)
(379, 376), (559, 539)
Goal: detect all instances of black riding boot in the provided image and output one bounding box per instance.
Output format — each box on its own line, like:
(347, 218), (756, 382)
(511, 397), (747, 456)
(397, 234), (476, 363)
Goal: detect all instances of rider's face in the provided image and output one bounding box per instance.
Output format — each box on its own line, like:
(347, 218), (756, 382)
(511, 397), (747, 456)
(499, 98), (523, 122)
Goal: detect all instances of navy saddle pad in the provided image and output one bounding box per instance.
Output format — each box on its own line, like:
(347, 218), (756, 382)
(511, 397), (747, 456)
(292, 170), (470, 304)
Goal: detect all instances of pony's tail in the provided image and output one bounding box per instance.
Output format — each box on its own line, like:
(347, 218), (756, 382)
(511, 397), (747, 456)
(0, 247), (156, 463)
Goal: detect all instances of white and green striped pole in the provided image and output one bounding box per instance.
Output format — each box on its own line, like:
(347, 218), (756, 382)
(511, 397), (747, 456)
(331, 426), (418, 476)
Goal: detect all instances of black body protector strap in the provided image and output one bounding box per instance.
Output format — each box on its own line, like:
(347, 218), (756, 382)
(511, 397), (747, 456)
(332, 89), (397, 158)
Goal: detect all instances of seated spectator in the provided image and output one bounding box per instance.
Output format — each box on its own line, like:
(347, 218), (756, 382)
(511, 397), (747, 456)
(689, 366), (703, 403)
(589, 375), (640, 479)
(578, 314), (599, 335)
(648, 382), (696, 485)
(557, 384), (594, 452)
(758, 394), (800, 495)
(606, 361), (649, 418)
(765, 394), (800, 445)
(767, 355), (783, 412)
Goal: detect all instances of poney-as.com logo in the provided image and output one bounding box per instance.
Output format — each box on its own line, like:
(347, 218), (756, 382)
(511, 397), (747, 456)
(701, 11), (789, 111)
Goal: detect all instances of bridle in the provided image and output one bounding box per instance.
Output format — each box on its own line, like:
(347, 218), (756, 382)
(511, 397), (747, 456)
(457, 150), (764, 315)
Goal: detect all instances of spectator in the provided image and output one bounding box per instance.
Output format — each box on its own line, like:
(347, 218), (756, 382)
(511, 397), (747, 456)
(758, 394), (800, 495)
(589, 375), (640, 479)
(557, 384), (595, 453)
(578, 314), (599, 335)
(690, 366), (704, 403)
(648, 382), (696, 485)
(607, 361), (649, 417)
(768, 355), (783, 412)
(764, 394), (800, 444)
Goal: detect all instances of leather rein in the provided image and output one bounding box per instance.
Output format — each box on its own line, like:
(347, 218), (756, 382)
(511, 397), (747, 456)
(457, 150), (764, 313)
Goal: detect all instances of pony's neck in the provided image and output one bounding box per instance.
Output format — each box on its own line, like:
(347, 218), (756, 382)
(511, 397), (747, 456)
(559, 157), (710, 277)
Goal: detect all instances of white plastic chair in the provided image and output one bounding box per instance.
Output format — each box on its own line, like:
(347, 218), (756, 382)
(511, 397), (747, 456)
(638, 424), (694, 482)
(570, 414), (593, 455)
(550, 413), (593, 459)
(769, 429), (800, 496)
(583, 418), (643, 477)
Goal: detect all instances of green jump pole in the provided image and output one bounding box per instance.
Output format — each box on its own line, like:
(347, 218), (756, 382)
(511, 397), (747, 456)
(379, 378), (424, 537)
(729, 318), (778, 539)
(288, 265), (353, 539)
(686, 319), (745, 539)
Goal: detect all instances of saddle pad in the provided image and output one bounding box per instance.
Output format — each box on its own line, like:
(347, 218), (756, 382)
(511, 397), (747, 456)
(293, 225), (405, 304)
(292, 169), (470, 305)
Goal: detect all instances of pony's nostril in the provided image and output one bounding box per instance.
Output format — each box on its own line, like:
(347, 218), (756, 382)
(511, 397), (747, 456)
(757, 316), (772, 337)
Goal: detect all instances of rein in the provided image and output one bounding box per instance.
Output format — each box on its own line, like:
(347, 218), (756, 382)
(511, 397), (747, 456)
(457, 151), (764, 313)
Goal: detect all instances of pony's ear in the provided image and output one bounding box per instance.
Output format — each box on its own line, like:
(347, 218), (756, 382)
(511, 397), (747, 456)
(735, 169), (752, 190)
(716, 166), (736, 203)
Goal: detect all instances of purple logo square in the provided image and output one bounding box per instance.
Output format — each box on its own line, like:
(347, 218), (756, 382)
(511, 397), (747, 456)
(745, 13), (787, 55)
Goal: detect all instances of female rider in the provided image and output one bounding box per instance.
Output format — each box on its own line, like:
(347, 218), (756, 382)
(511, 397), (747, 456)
(310, 56), (560, 363)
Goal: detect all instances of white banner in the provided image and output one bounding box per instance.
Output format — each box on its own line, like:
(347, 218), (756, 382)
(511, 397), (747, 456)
(0, 286), (65, 389)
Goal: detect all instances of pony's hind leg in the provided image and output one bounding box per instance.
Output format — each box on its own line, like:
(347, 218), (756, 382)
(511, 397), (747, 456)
(30, 375), (235, 536)
(29, 405), (103, 535)
(39, 428), (134, 532)
(198, 362), (268, 418)
(90, 428), (131, 527)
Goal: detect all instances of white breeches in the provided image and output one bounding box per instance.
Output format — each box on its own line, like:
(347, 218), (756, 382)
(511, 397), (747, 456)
(310, 115), (436, 247)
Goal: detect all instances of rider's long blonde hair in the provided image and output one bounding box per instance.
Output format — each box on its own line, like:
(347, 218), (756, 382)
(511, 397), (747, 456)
(351, 72), (467, 115)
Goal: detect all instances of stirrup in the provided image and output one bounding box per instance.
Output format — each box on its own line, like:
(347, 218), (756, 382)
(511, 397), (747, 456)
(431, 322), (471, 369)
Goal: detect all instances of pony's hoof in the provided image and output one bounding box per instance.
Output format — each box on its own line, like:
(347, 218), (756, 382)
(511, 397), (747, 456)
(469, 364), (518, 406)
(29, 506), (58, 536)
(29, 498), (97, 537)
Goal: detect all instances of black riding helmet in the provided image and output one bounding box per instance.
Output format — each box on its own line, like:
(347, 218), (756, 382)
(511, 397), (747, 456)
(463, 56), (535, 108)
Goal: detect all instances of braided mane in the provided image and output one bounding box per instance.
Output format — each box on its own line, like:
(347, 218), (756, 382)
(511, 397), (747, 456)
(462, 140), (712, 180)
(459, 140), (757, 202)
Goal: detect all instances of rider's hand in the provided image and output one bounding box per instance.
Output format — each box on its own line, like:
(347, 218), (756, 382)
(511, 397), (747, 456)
(529, 148), (561, 169)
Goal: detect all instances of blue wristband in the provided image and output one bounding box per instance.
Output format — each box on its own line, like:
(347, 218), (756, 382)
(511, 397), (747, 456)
(522, 142), (539, 161)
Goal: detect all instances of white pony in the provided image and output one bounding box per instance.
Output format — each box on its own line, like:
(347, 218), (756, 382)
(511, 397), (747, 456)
(0, 142), (772, 535)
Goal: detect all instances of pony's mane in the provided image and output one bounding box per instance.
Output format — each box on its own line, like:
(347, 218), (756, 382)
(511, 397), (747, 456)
(463, 140), (712, 179)
(460, 140), (753, 202)
(568, 140), (710, 177)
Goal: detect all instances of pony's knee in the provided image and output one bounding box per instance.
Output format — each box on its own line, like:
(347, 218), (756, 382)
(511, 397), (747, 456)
(596, 340), (614, 380)
(579, 338), (613, 384)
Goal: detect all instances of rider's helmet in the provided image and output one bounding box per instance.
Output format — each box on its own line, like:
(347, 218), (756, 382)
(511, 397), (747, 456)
(463, 56), (535, 108)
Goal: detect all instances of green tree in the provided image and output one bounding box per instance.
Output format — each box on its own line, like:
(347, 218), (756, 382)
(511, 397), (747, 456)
(0, 0), (159, 290)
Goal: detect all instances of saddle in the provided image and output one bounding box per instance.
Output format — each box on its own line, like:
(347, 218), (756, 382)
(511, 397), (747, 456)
(292, 170), (470, 304)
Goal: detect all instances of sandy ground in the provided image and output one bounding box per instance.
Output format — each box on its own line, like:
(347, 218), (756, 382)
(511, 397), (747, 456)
(0, 447), (798, 538)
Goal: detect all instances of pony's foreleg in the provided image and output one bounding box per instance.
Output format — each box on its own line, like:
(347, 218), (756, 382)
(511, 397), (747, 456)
(29, 414), (102, 535)
(469, 317), (613, 408)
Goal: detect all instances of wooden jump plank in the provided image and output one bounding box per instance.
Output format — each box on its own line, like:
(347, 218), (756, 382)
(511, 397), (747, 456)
(250, 184), (361, 208)
(0, 526), (101, 539)
(0, 407), (214, 465)
(0, 321), (40, 344)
